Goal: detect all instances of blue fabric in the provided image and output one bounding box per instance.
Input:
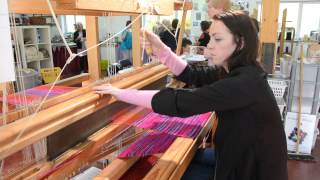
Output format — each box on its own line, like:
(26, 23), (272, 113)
(181, 148), (215, 180)
(120, 31), (132, 50)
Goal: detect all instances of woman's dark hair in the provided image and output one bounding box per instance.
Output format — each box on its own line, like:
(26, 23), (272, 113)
(182, 38), (192, 47)
(250, 18), (260, 33)
(200, 21), (211, 32)
(126, 20), (132, 27)
(213, 11), (260, 71)
(172, 19), (179, 29)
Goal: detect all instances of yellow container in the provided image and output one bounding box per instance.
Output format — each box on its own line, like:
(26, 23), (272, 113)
(40, 67), (62, 84)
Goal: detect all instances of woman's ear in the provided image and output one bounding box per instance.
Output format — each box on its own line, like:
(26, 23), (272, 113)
(240, 37), (244, 50)
(234, 36), (244, 51)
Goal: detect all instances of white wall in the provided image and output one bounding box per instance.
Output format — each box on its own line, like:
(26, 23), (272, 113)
(98, 16), (130, 62)
(98, 16), (130, 41)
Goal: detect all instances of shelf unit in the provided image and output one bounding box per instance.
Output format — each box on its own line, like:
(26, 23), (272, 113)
(267, 75), (290, 119)
(16, 25), (53, 72)
(287, 61), (320, 114)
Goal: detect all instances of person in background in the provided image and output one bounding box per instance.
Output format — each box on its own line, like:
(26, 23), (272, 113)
(197, 21), (211, 47)
(207, 0), (231, 18)
(155, 19), (170, 36)
(73, 22), (87, 73)
(172, 18), (180, 39)
(250, 17), (260, 34)
(93, 11), (288, 180)
(119, 20), (133, 62)
(181, 38), (192, 56)
(160, 19), (179, 52)
(196, 21), (211, 55)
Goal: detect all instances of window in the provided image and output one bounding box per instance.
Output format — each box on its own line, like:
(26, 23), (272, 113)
(257, 2), (299, 30)
(257, 3), (262, 22)
(300, 3), (320, 38)
(257, 1), (320, 39)
(278, 3), (299, 31)
(65, 15), (86, 33)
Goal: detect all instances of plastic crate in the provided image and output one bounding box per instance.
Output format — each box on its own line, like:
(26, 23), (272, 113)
(268, 79), (287, 98)
(40, 67), (61, 84)
(278, 104), (286, 115)
(275, 97), (286, 116)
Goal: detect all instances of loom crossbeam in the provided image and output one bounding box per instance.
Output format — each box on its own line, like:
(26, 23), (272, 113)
(0, 65), (169, 160)
(8, 0), (191, 16)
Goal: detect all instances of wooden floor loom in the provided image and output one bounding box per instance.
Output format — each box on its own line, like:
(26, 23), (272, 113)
(0, 1), (217, 179)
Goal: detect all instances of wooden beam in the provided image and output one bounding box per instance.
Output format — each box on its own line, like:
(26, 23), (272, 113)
(174, 1), (193, 11)
(0, 64), (161, 124)
(169, 114), (215, 179)
(8, 161), (51, 180)
(260, 0), (280, 73)
(144, 137), (193, 179)
(144, 114), (214, 180)
(8, 0), (173, 16)
(55, 73), (90, 86)
(86, 16), (101, 81)
(131, 15), (142, 67)
(260, 0), (280, 43)
(42, 107), (148, 179)
(8, 0), (103, 15)
(56, 0), (174, 15)
(94, 158), (139, 180)
(279, 9), (287, 58)
(176, 9), (188, 55)
(0, 65), (169, 160)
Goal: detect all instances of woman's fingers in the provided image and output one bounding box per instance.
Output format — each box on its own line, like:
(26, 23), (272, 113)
(93, 84), (121, 97)
(139, 28), (167, 54)
(92, 84), (112, 91)
(95, 90), (111, 94)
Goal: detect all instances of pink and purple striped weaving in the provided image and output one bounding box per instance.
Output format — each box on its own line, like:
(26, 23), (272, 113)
(133, 112), (212, 139)
(118, 131), (176, 158)
(0, 85), (77, 106)
(25, 85), (76, 97)
(119, 155), (158, 180)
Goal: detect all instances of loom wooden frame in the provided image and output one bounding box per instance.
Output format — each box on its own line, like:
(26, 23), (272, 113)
(1, 0), (193, 178)
(94, 113), (215, 180)
(2, 0), (192, 122)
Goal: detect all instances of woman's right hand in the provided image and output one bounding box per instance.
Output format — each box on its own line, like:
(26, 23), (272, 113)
(93, 84), (121, 98)
(140, 29), (167, 55)
(140, 29), (187, 76)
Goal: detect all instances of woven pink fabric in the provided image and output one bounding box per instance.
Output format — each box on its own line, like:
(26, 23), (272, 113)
(118, 131), (176, 158)
(25, 85), (76, 97)
(119, 155), (159, 180)
(133, 112), (212, 138)
(0, 85), (77, 106)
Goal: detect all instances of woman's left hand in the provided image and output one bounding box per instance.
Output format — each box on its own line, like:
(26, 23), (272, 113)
(93, 84), (121, 97)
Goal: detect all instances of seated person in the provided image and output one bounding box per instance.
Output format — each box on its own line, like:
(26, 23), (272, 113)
(197, 21), (211, 47)
(160, 19), (179, 52)
(180, 38), (192, 56)
(94, 11), (288, 180)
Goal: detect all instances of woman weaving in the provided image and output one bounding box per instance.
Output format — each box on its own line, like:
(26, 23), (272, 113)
(94, 11), (288, 180)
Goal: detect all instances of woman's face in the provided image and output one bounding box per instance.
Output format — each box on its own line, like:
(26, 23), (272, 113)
(205, 21), (237, 70)
(182, 44), (191, 55)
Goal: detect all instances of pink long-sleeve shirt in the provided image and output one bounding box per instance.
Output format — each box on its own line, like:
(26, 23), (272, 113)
(116, 46), (187, 109)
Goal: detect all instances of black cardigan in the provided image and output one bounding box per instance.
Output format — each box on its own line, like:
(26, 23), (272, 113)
(151, 65), (288, 180)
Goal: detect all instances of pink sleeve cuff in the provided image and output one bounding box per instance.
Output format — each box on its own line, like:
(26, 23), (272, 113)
(116, 89), (159, 109)
(153, 47), (187, 76)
